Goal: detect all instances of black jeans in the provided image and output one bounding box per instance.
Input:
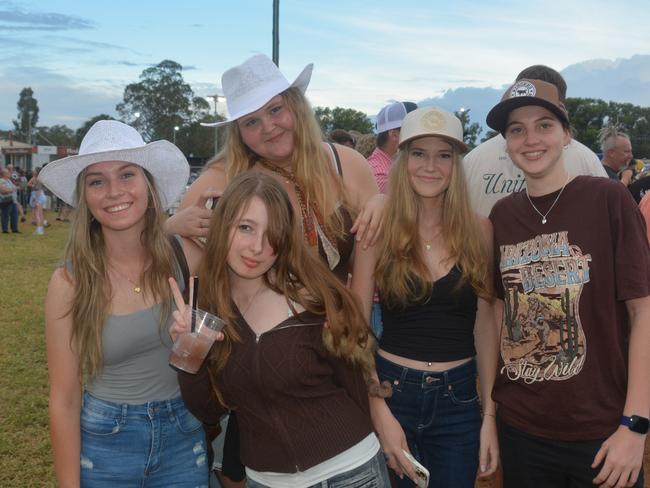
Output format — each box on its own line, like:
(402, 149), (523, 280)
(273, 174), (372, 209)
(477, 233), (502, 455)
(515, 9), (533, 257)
(498, 418), (645, 488)
(0, 201), (18, 232)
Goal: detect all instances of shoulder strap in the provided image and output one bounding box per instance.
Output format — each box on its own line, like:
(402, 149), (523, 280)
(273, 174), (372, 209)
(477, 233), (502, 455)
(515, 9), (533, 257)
(169, 235), (190, 302)
(327, 142), (343, 176)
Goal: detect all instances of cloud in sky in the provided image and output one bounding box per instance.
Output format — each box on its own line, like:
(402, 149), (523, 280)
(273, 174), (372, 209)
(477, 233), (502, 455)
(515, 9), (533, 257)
(0, 0), (648, 131)
(0, 4), (94, 31)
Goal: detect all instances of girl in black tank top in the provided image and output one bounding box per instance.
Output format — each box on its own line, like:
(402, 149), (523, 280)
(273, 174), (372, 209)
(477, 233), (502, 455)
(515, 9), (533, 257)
(363, 107), (500, 487)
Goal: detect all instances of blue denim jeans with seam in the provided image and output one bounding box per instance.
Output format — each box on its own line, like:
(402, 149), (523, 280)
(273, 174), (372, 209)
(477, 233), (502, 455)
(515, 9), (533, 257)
(370, 302), (383, 339)
(80, 391), (209, 487)
(245, 449), (390, 488)
(376, 354), (481, 488)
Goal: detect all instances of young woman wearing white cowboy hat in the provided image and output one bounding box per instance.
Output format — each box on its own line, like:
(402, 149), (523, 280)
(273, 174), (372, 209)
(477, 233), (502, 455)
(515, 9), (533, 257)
(166, 54), (381, 301)
(41, 120), (207, 487)
(166, 54), (383, 486)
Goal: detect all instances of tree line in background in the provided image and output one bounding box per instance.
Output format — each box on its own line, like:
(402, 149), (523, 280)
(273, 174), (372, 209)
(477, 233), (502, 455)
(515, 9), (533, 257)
(4, 62), (650, 159)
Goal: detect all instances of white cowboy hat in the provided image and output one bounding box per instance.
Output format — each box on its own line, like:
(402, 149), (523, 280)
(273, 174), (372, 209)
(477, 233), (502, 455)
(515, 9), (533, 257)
(201, 54), (313, 128)
(38, 120), (189, 209)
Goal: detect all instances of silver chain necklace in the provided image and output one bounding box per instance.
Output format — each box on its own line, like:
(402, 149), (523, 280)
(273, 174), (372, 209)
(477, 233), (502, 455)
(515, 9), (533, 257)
(525, 174), (571, 225)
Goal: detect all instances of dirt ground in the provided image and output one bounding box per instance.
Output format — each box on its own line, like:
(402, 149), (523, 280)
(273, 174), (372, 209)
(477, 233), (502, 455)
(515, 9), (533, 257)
(475, 437), (650, 487)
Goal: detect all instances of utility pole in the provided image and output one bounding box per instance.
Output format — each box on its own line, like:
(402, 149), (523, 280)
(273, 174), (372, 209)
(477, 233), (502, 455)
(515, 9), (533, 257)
(272, 0), (279, 66)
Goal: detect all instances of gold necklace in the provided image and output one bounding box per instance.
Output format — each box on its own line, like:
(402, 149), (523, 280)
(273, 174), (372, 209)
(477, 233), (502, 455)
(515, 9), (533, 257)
(421, 227), (442, 251)
(109, 265), (143, 294)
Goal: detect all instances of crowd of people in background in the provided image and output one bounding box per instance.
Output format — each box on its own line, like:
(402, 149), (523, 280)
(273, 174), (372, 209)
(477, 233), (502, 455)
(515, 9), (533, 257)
(0, 163), (75, 234)
(4, 53), (647, 488)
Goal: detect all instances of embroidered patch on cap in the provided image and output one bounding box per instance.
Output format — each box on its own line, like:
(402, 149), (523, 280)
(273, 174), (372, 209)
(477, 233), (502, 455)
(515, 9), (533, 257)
(509, 80), (536, 98)
(421, 110), (446, 130)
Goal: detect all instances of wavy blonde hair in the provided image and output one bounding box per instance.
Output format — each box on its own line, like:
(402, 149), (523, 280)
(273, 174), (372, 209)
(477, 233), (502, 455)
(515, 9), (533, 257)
(64, 168), (176, 378)
(199, 173), (373, 405)
(208, 87), (349, 237)
(375, 141), (492, 306)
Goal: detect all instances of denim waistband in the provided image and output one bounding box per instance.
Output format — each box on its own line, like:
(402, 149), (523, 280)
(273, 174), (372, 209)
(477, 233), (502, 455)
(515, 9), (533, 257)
(375, 354), (476, 387)
(82, 390), (188, 419)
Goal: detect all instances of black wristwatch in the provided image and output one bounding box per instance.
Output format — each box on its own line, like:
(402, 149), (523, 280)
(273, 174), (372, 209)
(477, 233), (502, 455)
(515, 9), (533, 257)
(620, 415), (650, 434)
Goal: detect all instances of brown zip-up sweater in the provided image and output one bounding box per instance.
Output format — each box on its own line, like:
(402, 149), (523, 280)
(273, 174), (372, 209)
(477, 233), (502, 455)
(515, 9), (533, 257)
(178, 310), (374, 473)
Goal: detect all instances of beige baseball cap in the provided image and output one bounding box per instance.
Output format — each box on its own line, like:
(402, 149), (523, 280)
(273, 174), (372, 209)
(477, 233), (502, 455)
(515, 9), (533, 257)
(398, 106), (468, 153)
(486, 78), (569, 135)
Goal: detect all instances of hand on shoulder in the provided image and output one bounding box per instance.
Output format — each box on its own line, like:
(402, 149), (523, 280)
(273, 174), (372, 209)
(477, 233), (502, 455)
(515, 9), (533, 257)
(179, 161), (227, 210)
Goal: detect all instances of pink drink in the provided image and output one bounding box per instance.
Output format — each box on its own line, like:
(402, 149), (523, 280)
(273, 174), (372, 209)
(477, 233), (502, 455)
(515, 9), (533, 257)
(169, 309), (224, 374)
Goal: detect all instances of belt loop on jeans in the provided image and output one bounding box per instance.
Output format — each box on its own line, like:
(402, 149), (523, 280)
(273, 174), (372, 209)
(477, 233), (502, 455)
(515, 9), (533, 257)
(391, 366), (408, 393)
(121, 403), (128, 424)
(441, 369), (448, 388)
(165, 398), (176, 421)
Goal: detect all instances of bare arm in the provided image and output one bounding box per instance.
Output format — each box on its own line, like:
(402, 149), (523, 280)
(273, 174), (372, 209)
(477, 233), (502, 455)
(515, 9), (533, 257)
(164, 165), (226, 238)
(620, 168), (634, 187)
(368, 380), (418, 483)
(475, 216), (499, 418)
(350, 237), (378, 323)
(46, 268), (82, 488)
(181, 236), (204, 276)
(592, 295), (650, 487)
(335, 143), (384, 247)
(474, 297), (500, 477)
(473, 215), (500, 477)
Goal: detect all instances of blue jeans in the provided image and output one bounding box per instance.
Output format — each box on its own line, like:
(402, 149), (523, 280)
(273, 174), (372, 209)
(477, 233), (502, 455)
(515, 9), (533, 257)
(376, 355), (481, 488)
(246, 449), (391, 487)
(80, 391), (209, 487)
(370, 302), (383, 339)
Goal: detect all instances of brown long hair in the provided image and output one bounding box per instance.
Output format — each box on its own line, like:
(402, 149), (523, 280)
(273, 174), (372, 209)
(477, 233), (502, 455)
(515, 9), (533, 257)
(208, 87), (349, 238)
(64, 168), (175, 378)
(199, 173), (373, 403)
(376, 141), (493, 306)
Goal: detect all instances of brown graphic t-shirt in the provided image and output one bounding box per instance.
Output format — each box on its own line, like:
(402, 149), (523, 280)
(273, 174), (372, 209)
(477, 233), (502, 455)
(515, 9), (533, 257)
(490, 175), (650, 441)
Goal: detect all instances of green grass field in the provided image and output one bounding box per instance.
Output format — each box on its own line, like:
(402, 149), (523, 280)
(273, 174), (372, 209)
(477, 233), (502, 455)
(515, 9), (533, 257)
(1, 213), (65, 487)
(1, 213), (648, 487)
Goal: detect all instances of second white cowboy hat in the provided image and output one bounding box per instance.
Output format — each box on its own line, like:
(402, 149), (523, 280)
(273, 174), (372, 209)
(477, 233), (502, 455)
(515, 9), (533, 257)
(201, 54), (313, 128)
(38, 120), (189, 209)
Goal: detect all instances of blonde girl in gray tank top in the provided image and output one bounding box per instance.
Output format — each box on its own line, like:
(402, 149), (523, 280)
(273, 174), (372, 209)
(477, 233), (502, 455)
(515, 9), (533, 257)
(41, 121), (206, 487)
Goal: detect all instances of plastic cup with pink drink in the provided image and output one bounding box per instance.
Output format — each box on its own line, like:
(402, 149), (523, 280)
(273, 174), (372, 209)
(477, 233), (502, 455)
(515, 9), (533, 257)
(169, 308), (224, 374)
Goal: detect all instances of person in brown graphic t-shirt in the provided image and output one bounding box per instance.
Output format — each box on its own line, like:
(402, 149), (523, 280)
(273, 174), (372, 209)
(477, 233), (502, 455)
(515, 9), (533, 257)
(486, 78), (650, 488)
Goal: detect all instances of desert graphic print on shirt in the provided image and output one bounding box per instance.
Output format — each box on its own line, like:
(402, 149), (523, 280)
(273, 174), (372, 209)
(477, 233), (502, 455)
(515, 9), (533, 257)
(498, 231), (590, 383)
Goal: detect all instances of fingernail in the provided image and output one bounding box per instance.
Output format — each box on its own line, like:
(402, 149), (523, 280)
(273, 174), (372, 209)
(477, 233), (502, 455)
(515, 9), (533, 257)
(480, 465), (486, 472)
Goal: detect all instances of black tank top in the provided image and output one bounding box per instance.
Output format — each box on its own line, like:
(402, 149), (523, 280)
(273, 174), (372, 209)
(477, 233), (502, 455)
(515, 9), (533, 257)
(318, 143), (355, 283)
(379, 266), (478, 362)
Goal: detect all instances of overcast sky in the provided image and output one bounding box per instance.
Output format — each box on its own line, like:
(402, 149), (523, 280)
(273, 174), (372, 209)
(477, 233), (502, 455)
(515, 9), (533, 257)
(1, 0), (648, 131)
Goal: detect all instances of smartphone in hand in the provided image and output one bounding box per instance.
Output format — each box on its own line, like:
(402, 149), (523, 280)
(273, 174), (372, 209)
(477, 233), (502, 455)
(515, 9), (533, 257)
(401, 449), (429, 488)
(207, 196), (220, 210)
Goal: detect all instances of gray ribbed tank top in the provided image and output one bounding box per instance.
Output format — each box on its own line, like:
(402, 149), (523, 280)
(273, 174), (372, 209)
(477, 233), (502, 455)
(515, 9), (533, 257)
(85, 249), (185, 404)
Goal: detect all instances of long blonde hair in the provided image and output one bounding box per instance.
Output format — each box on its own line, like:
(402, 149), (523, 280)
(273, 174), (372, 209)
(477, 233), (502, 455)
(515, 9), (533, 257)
(209, 87), (348, 237)
(199, 173), (373, 404)
(64, 168), (176, 378)
(376, 142), (492, 306)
